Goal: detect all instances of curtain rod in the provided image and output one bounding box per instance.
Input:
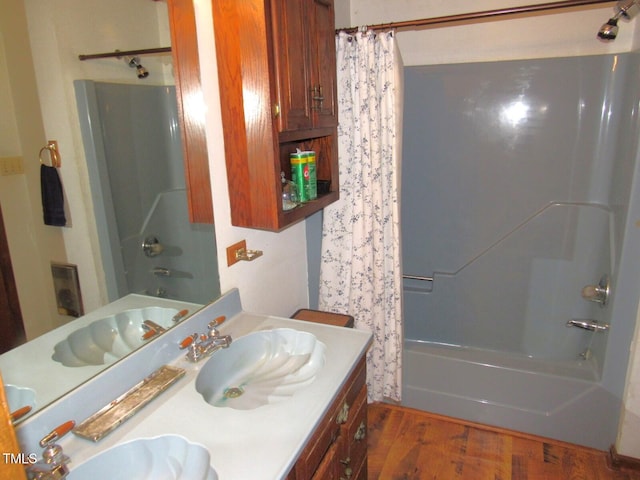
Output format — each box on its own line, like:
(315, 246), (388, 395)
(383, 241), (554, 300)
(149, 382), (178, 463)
(78, 47), (171, 61)
(338, 0), (615, 34)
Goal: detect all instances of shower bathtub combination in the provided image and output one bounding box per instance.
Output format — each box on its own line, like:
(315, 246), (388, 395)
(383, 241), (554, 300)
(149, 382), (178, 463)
(401, 52), (640, 450)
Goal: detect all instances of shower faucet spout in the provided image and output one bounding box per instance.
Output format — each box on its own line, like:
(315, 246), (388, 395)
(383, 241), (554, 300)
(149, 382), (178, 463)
(152, 267), (171, 276)
(566, 319), (610, 332)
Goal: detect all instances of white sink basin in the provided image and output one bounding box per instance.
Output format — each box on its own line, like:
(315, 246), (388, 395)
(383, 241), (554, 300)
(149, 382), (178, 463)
(68, 435), (217, 480)
(52, 307), (181, 367)
(195, 328), (326, 410)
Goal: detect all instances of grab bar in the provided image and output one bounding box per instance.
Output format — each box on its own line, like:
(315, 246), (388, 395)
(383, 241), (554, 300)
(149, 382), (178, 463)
(403, 274), (433, 282)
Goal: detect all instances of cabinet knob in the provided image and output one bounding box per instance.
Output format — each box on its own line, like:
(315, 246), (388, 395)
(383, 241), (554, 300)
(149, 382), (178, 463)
(354, 420), (366, 441)
(340, 456), (352, 480)
(336, 401), (350, 424)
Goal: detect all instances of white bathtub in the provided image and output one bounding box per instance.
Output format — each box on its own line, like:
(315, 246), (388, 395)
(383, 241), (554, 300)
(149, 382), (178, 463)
(401, 339), (619, 450)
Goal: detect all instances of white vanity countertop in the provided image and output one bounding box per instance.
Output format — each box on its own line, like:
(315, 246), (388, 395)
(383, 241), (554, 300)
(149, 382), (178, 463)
(0, 294), (202, 416)
(57, 310), (372, 479)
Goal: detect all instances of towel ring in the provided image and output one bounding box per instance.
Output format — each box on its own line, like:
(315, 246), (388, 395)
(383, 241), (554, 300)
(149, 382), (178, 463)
(39, 141), (61, 168)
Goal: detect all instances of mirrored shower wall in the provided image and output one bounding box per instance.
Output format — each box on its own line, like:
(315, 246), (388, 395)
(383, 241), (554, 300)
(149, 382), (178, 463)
(75, 81), (220, 305)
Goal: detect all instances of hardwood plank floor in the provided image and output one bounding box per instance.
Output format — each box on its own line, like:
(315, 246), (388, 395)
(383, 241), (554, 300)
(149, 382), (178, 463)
(367, 403), (640, 479)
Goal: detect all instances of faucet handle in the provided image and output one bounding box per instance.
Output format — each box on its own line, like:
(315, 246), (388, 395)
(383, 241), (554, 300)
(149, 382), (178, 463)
(10, 405), (32, 423)
(172, 309), (190, 323)
(581, 274), (610, 307)
(208, 316), (226, 328)
(40, 420), (75, 448)
(207, 316), (226, 336)
(179, 334), (198, 349)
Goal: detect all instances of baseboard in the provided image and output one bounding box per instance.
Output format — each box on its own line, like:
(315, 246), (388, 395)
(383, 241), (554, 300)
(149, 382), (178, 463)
(609, 445), (640, 472)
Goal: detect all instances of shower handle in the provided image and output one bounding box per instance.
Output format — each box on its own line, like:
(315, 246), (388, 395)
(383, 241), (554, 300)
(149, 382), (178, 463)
(142, 236), (164, 257)
(581, 274), (610, 307)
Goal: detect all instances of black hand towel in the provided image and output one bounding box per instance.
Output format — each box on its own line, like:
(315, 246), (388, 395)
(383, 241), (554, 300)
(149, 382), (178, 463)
(40, 164), (66, 226)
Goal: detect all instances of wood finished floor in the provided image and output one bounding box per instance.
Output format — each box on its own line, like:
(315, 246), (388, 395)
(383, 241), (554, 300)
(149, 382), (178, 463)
(367, 403), (640, 480)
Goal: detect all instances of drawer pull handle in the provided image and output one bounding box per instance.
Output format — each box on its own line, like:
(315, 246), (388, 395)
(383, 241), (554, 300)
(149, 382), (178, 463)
(310, 85), (325, 110)
(340, 457), (351, 466)
(336, 402), (349, 424)
(354, 420), (366, 441)
(340, 466), (353, 480)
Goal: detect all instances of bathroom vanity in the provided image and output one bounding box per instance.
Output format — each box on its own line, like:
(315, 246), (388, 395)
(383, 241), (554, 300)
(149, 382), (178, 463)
(14, 289), (371, 479)
(286, 355), (367, 479)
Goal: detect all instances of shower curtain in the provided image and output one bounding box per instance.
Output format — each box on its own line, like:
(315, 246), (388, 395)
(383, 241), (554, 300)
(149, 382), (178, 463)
(319, 30), (404, 402)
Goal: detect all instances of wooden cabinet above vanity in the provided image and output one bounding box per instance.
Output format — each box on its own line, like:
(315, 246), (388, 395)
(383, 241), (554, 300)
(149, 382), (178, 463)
(270, 0), (337, 133)
(213, 0), (340, 231)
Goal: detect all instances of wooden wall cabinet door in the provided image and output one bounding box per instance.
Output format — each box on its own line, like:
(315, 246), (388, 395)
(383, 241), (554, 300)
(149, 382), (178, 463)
(167, 0), (213, 224)
(213, 0), (339, 231)
(271, 0), (337, 133)
(309, 0), (338, 129)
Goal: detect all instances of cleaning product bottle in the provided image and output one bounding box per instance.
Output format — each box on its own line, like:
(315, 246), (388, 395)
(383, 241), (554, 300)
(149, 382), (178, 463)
(305, 150), (317, 200)
(290, 149), (309, 202)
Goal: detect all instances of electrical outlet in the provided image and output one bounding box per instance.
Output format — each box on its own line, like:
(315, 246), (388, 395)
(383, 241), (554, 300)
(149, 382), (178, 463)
(0, 156), (24, 176)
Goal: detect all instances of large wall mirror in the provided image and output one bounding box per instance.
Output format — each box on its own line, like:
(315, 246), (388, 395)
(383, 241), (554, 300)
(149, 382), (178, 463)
(0, 0), (220, 422)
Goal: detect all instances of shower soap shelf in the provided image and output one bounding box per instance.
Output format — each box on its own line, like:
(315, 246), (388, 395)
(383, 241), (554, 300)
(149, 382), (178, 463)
(72, 365), (185, 442)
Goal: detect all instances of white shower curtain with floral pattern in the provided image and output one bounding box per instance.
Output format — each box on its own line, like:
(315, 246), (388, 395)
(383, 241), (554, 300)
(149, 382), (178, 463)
(319, 30), (404, 402)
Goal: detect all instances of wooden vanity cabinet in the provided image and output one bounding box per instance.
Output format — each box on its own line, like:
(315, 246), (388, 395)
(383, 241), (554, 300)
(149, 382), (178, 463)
(212, 0), (339, 231)
(286, 356), (368, 480)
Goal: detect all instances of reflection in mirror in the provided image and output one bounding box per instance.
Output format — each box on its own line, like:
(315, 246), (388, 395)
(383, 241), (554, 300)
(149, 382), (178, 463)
(0, 295), (203, 424)
(0, 0), (220, 422)
(74, 80), (219, 304)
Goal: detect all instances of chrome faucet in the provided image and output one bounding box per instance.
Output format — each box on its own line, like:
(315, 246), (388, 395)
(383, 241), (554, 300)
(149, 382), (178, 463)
(26, 421), (74, 480)
(151, 266), (171, 277)
(179, 316), (231, 362)
(566, 318), (610, 332)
